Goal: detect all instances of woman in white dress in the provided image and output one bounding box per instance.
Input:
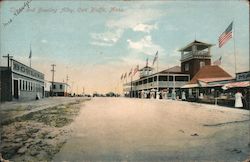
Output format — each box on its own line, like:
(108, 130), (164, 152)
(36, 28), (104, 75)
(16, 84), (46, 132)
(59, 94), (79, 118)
(181, 91), (186, 101)
(235, 91), (243, 108)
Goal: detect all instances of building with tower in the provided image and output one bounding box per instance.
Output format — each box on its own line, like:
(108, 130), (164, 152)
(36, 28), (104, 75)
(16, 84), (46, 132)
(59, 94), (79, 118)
(179, 40), (214, 79)
(123, 40), (233, 100)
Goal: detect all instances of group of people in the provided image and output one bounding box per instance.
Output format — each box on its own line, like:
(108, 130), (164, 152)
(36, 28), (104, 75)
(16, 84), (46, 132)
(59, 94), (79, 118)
(136, 89), (247, 109)
(138, 90), (187, 101)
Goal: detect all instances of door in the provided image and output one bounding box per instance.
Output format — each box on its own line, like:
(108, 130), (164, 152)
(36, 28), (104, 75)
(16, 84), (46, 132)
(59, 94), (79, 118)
(13, 79), (19, 99)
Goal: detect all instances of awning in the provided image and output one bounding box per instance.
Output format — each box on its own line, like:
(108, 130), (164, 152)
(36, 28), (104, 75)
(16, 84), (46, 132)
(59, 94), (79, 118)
(181, 84), (199, 88)
(222, 81), (250, 90)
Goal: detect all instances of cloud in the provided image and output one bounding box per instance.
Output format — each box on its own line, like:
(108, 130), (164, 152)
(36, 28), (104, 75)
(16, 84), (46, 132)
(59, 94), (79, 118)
(106, 9), (163, 30)
(90, 41), (113, 47)
(90, 29), (123, 46)
(133, 23), (158, 33)
(127, 35), (164, 55)
(41, 39), (47, 43)
(90, 8), (164, 46)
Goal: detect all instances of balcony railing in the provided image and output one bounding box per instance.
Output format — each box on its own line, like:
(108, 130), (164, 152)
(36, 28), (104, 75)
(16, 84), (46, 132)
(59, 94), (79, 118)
(123, 81), (188, 92)
(181, 51), (210, 61)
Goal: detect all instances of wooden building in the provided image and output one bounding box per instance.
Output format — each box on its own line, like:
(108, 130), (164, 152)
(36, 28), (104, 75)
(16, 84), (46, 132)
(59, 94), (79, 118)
(123, 66), (190, 98)
(179, 40), (214, 79)
(123, 40), (216, 99)
(0, 59), (45, 102)
(51, 81), (69, 96)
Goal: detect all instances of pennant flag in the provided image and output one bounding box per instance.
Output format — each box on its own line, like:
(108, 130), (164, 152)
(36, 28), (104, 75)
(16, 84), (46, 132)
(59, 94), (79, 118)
(146, 58), (148, 67)
(152, 51), (158, 66)
(213, 56), (222, 65)
(219, 22), (233, 48)
(29, 44), (32, 59)
(120, 73), (123, 80)
(128, 68), (133, 76)
(124, 72), (127, 79)
(133, 65), (139, 75)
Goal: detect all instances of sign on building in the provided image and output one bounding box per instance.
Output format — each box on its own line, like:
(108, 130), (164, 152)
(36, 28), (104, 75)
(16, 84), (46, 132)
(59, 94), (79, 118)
(236, 71), (250, 81)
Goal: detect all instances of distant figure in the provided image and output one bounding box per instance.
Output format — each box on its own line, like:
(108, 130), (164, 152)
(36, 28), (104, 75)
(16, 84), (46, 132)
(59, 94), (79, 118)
(235, 91), (243, 108)
(182, 91), (186, 101)
(36, 93), (40, 100)
(199, 93), (204, 99)
(150, 91), (155, 99)
(172, 91), (176, 100)
(145, 91), (148, 99)
(156, 91), (160, 100)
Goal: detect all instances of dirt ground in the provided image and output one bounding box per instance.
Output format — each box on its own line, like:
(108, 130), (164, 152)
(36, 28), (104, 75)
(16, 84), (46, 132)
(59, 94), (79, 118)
(53, 97), (250, 162)
(0, 97), (89, 162)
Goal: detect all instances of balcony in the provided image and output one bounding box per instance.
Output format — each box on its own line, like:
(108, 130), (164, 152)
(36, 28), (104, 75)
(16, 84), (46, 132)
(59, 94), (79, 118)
(123, 81), (188, 92)
(181, 51), (211, 62)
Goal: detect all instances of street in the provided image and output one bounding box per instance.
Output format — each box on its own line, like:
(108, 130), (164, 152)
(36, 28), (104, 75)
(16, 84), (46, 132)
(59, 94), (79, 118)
(53, 97), (250, 161)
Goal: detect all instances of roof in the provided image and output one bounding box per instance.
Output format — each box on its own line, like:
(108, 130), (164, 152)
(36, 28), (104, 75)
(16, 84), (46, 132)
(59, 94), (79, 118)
(189, 65), (232, 84)
(139, 65), (154, 71)
(158, 66), (182, 74)
(179, 40), (214, 52)
(50, 81), (69, 86)
(222, 81), (250, 89)
(197, 77), (233, 83)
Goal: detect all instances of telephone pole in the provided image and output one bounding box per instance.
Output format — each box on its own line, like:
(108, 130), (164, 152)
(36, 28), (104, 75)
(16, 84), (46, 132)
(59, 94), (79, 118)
(2, 54), (13, 68)
(51, 64), (56, 96)
(66, 74), (69, 96)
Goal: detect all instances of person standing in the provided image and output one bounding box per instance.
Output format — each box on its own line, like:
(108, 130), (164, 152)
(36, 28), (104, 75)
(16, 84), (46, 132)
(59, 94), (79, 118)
(182, 91), (186, 101)
(235, 91), (243, 108)
(172, 91), (176, 100)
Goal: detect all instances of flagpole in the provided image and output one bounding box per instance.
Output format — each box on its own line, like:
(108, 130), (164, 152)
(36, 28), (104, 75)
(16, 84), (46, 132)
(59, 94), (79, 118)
(130, 75), (133, 98)
(29, 43), (32, 67)
(233, 20), (237, 76)
(157, 52), (159, 93)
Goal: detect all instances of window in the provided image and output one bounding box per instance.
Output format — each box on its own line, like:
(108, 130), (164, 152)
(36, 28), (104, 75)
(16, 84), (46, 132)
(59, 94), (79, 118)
(20, 80), (22, 91)
(60, 84), (63, 89)
(23, 80), (25, 90)
(25, 81), (28, 90)
(175, 76), (189, 81)
(53, 84), (56, 89)
(185, 63), (189, 71)
(200, 61), (205, 68)
(31, 82), (33, 91)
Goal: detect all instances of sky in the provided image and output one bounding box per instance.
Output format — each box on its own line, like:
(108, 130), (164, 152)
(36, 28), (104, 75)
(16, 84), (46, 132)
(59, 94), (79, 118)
(0, 0), (249, 94)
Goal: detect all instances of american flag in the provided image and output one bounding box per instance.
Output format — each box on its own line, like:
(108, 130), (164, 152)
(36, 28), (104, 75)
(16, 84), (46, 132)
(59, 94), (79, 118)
(213, 56), (222, 65)
(133, 65), (139, 75)
(152, 51), (158, 66)
(218, 22), (233, 48)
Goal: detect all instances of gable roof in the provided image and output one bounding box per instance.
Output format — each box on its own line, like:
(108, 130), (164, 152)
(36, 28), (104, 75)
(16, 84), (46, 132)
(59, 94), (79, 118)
(179, 40), (214, 52)
(189, 65), (232, 84)
(158, 66), (182, 74)
(139, 65), (154, 71)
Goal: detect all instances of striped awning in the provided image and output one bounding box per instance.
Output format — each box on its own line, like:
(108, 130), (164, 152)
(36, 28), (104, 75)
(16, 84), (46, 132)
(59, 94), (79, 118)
(222, 81), (250, 90)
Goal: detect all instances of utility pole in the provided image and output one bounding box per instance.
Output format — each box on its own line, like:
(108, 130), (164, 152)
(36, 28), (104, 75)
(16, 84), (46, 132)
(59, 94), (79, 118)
(66, 74), (69, 96)
(2, 54), (13, 68)
(51, 64), (56, 96)
(82, 87), (85, 96)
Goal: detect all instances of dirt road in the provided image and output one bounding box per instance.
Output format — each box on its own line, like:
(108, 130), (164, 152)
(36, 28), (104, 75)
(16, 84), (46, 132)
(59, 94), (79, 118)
(53, 97), (250, 161)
